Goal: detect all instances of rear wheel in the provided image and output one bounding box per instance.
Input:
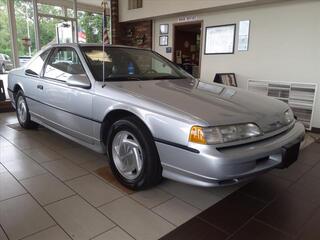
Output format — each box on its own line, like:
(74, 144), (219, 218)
(15, 90), (38, 129)
(107, 116), (162, 190)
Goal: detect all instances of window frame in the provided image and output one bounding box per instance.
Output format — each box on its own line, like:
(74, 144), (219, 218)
(25, 49), (52, 78)
(42, 46), (91, 88)
(80, 46), (191, 82)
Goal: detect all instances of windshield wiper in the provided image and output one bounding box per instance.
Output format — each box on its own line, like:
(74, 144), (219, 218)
(151, 76), (185, 80)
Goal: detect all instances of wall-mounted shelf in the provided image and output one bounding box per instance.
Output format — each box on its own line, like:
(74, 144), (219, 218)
(248, 80), (317, 130)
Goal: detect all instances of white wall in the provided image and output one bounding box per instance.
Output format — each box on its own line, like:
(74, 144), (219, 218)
(153, 0), (320, 128)
(119, 0), (264, 22)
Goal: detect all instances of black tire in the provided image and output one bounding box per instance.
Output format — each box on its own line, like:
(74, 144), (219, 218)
(15, 90), (38, 129)
(106, 116), (162, 190)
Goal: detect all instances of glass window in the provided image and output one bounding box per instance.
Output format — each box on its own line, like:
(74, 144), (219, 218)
(14, 0), (36, 60)
(25, 50), (50, 76)
(44, 48), (86, 82)
(0, 0), (12, 60)
(128, 0), (143, 10)
(78, 11), (105, 44)
(37, 3), (64, 17)
(81, 46), (189, 82)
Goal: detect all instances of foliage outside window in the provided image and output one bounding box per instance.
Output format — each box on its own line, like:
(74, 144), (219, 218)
(78, 11), (106, 44)
(37, 3), (64, 17)
(0, 0), (12, 58)
(0, 0), (108, 60)
(128, 0), (142, 10)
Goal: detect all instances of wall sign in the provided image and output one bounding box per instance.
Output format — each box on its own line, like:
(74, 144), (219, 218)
(159, 35), (168, 46)
(205, 24), (236, 54)
(160, 24), (169, 34)
(238, 20), (250, 51)
(178, 16), (198, 23)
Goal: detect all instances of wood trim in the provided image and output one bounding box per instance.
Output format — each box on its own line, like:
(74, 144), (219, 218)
(0, 100), (14, 113)
(311, 127), (320, 133)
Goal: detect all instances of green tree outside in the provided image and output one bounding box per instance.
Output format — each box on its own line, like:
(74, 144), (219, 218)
(0, 0), (109, 59)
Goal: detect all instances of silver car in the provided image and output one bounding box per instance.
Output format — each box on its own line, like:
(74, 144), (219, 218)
(8, 43), (305, 190)
(0, 53), (14, 74)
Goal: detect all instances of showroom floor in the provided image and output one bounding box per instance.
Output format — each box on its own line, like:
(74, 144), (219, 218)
(0, 112), (241, 240)
(0, 112), (319, 240)
(162, 141), (320, 240)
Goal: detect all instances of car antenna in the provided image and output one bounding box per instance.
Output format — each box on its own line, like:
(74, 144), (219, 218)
(101, 0), (109, 88)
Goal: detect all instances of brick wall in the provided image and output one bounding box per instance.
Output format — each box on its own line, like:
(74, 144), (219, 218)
(110, 0), (121, 44)
(110, 0), (152, 49)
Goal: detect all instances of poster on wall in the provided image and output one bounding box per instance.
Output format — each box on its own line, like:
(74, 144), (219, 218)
(238, 20), (250, 51)
(205, 24), (236, 54)
(159, 35), (168, 46)
(160, 24), (169, 34)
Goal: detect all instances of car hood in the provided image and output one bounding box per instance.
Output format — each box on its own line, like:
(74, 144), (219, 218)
(109, 78), (290, 133)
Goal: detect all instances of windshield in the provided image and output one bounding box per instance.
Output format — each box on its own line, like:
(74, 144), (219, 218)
(81, 46), (190, 81)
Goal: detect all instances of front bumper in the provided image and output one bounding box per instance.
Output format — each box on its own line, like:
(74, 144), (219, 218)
(156, 121), (305, 187)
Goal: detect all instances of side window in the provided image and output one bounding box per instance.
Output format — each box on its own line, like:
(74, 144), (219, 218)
(25, 50), (50, 77)
(44, 48), (86, 82)
(0, 55), (3, 60)
(4, 55), (10, 61)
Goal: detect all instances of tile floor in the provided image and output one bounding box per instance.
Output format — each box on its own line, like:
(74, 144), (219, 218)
(161, 141), (320, 240)
(0, 112), (240, 240)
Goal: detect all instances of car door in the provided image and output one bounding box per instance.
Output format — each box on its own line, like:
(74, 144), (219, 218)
(39, 47), (95, 144)
(22, 49), (51, 116)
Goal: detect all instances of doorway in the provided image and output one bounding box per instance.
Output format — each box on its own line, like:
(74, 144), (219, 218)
(173, 22), (202, 78)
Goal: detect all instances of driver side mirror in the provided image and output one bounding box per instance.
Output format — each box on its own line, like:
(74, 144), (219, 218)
(66, 75), (91, 89)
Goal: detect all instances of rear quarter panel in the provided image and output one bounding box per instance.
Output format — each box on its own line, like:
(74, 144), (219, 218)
(8, 69), (40, 112)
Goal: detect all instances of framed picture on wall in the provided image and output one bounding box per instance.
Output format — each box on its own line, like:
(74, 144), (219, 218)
(160, 24), (169, 34)
(214, 73), (237, 87)
(159, 35), (168, 46)
(238, 20), (250, 51)
(205, 24), (236, 54)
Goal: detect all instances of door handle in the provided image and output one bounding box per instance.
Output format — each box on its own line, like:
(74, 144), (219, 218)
(37, 85), (43, 90)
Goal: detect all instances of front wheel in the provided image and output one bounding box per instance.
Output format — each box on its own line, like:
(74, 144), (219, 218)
(15, 91), (38, 129)
(107, 116), (162, 190)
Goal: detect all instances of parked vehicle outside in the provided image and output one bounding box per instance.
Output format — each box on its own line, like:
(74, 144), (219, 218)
(7, 43), (305, 190)
(19, 56), (32, 66)
(0, 53), (14, 74)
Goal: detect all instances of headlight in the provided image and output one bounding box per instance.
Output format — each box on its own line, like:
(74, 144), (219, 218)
(189, 123), (262, 145)
(283, 109), (294, 124)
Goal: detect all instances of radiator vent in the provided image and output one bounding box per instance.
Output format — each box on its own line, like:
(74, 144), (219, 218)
(248, 80), (317, 130)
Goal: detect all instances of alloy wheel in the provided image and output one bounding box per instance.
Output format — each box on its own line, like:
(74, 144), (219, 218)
(112, 130), (143, 180)
(17, 96), (27, 123)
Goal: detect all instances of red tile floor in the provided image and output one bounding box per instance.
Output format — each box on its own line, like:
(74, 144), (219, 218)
(162, 141), (320, 240)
